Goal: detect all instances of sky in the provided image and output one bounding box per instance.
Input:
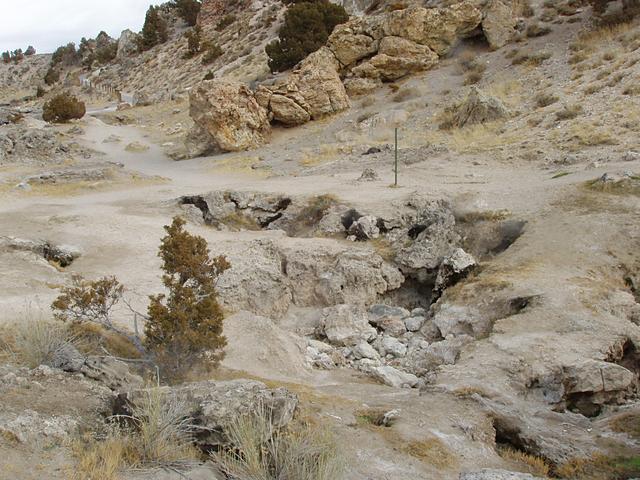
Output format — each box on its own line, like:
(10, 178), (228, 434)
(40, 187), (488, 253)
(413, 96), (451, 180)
(0, 1), (156, 54)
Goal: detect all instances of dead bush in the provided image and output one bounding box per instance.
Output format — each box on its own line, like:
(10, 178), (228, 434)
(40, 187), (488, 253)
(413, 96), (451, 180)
(534, 91), (559, 107)
(555, 103), (583, 120)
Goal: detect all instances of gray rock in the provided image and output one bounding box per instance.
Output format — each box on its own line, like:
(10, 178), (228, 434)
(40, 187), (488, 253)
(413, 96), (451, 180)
(380, 335), (407, 358)
(319, 304), (377, 346)
(81, 356), (143, 391)
(353, 341), (381, 360)
(115, 380), (298, 448)
(368, 365), (419, 388)
(435, 248), (476, 292)
(622, 151), (640, 162)
(347, 215), (380, 240)
(50, 343), (85, 372)
(404, 315), (425, 332)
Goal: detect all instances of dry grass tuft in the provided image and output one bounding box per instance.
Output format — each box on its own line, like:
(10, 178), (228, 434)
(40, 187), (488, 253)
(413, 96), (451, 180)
(220, 211), (260, 231)
(70, 322), (141, 359)
(73, 388), (199, 479)
(499, 446), (550, 477)
(585, 175), (640, 196)
(401, 438), (455, 468)
(1, 315), (77, 368)
(534, 91), (559, 108)
(289, 194), (338, 236)
(556, 454), (640, 479)
(213, 403), (345, 480)
(555, 104), (583, 120)
(610, 411), (640, 439)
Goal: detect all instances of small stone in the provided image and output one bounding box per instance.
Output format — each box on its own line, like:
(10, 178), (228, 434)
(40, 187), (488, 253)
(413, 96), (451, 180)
(404, 315), (425, 332)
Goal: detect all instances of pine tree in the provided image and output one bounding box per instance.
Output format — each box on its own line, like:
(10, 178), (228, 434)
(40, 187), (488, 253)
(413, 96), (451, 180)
(145, 217), (230, 378)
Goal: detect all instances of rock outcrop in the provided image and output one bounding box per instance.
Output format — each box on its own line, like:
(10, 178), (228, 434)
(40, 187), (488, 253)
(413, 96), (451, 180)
(116, 29), (140, 60)
(188, 80), (271, 152)
(256, 47), (350, 126)
(114, 379), (298, 448)
(441, 87), (510, 129)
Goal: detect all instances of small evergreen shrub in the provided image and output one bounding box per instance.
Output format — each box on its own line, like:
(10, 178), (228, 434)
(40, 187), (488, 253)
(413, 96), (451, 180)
(44, 66), (60, 86)
(184, 26), (202, 58)
(172, 0), (202, 26)
(42, 92), (86, 123)
(265, 0), (348, 73)
(145, 217), (230, 378)
(216, 14), (237, 31)
(52, 43), (80, 66)
(25, 45), (36, 56)
(1, 51), (10, 64)
(201, 41), (223, 64)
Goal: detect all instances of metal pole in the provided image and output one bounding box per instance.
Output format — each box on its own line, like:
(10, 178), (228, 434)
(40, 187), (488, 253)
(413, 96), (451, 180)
(394, 127), (398, 187)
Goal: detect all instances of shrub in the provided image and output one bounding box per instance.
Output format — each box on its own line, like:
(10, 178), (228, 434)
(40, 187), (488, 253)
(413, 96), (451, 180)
(265, 0), (348, 72)
(535, 91), (559, 108)
(145, 217), (230, 378)
(171, 0), (201, 26)
(94, 43), (118, 64)
(51, 274), (145, 356)
(203, 70), (215, 80)
(36, 85), (46, 98)
(42, 92), (86, 123)
(201, 41), (223, 64)
(555, 103), (583, 120)
(52, 42), (79, 66)
(25, 45), (36, 56)
(184, 26), (202, 58)
(1, 51), (10, 63)
(140, 5), (168, 51)
(11, 49), (24, 63)
(216, 14), (237, 31)
(213, 404), (345, 480)
(44, 66), (60, 85)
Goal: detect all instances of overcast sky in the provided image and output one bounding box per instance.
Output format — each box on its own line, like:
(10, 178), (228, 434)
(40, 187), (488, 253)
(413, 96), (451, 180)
(0, 1), (157, 54)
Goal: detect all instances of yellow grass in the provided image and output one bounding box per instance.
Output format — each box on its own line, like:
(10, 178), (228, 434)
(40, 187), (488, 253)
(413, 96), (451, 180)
(499, 446), (550, 477)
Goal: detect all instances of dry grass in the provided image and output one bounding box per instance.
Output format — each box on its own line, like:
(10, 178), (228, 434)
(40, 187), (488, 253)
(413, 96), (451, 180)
(1, 315), (77, 368)
(566, 123), (617, 150)
(355, 408), (391, 427)
(392, 86), (421, 103)
(585, 175), (640, 196)
(499, 446), (550, 477)
(443, 123), (521, 154)
(370, 237), (395, 261)
(534, 91), (559, 108)
(213, 403), (345, 480)
(511, 51), (552, 67)
(556, 454), (640, 479)
(610, 411), (640, 439)
(401, 438), (455, 468)
(70, 322), (141, 359)
(289, 194), (338, 236)
(555, 104), (583, 120)
(220, 211), (260, 231)
(73, 388), (199, 480)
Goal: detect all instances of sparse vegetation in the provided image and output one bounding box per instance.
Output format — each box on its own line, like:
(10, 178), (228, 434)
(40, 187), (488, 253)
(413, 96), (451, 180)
(42, 92), (86, 123)
(184, 26), (202, 58)
(265, 0), (348, 72)
(217, 14), (237, 31)
(73, 388), (198, 479)
(555, 103), (582, 120)
(145, 217), (230, 379)
(201, 41), (223, 64)
(534, 91), (559, 108)
(499, 446), (550, 477)
(213, 404), (345, 480)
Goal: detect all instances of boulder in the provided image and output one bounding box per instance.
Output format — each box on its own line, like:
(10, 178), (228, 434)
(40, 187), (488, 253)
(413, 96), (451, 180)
(382, 2), (483, 55)
(363, 36), (439, 81)
(114, 380), (298, 448)
(222, 311), (311, 381)
(318, 304), (378, 346)
(435, 248), (477, 292)
(344, 77), (381, 96)
(189, 80), (271, 152)
(404, 315), (425, 332)
(216, 240), (292, 319)
(265, 47), (350, 123)
(327, 20), (381, 67)
(347, 215), (380, 240)
(353, 341), (381, 360)
(116, 29), (140, 60)
(368, 365), (420, 388)
(481, 0), (519, 49)
(380, 335), (407, 357)
(80, 356), (143, 391)
(443, 87), (510, 129)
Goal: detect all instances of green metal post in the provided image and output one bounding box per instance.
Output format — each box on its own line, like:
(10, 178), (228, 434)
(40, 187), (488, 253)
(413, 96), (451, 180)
(394, 127), (398, 187)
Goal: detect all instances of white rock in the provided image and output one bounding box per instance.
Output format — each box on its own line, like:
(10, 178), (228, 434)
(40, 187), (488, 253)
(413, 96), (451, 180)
(369, 365), (419, 388)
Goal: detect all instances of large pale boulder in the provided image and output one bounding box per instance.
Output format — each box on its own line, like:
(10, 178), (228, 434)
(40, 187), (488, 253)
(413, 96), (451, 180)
(327, 20), (381, 67)
(189, 80), (271, 152)
(358, 36), (439, 81)
(382, 2), (483, 55)
(263, 47), (350, 125)
(481, 0), (519, 49)
(318, 304), (377, 346)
